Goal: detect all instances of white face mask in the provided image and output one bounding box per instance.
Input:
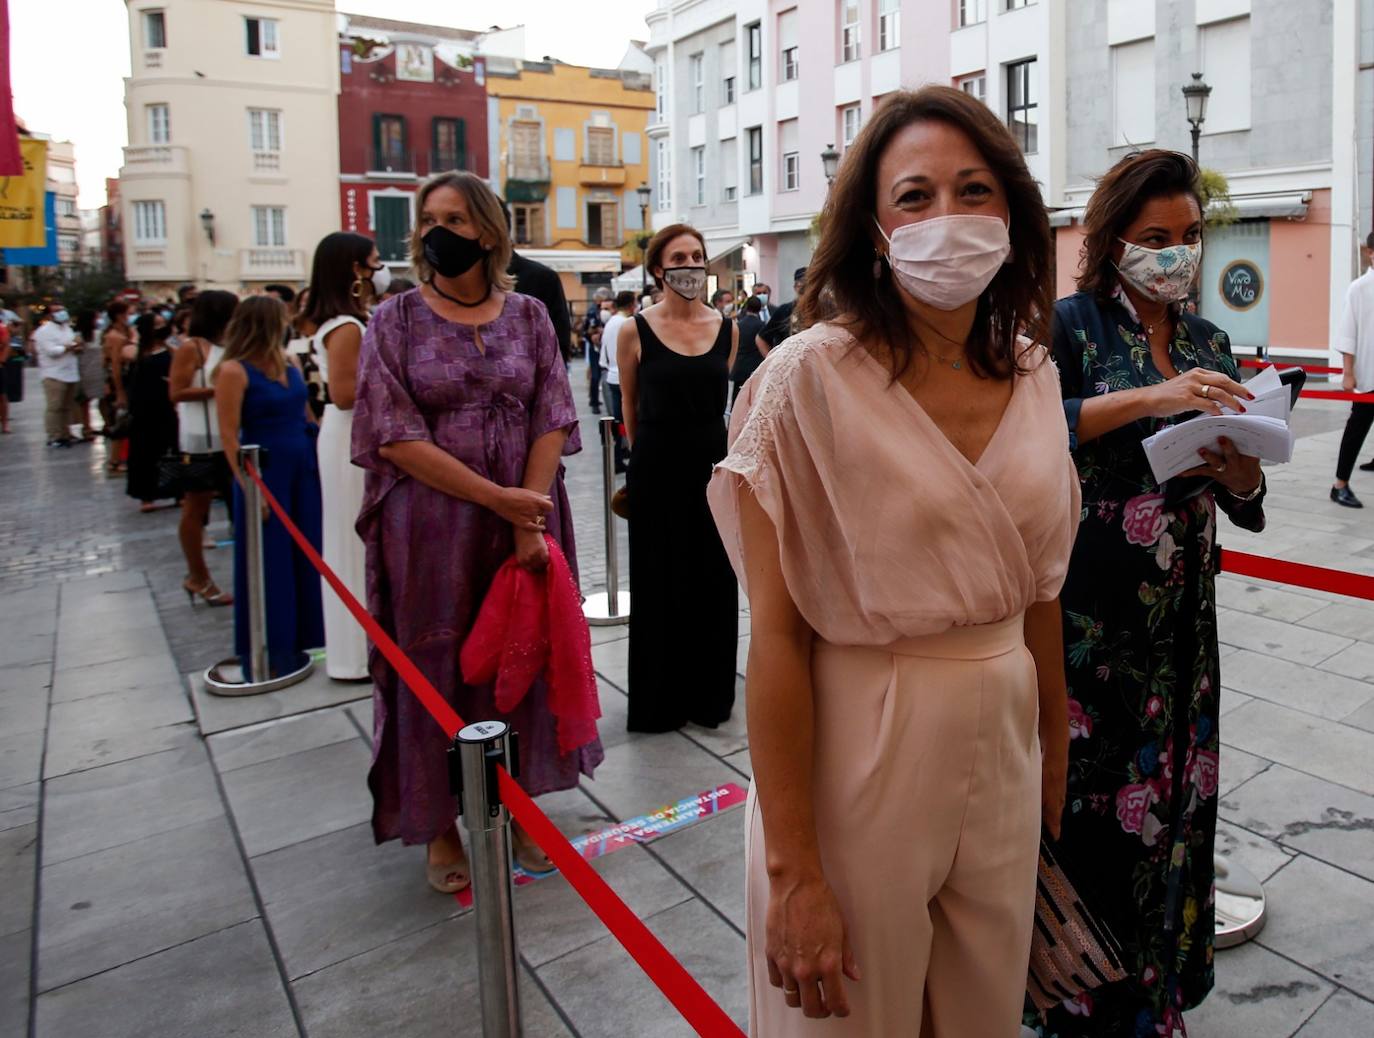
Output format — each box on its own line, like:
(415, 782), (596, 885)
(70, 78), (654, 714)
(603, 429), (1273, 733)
(875, 214), (1011, 311)
(1115, 240), (1202, 303)
(370, 264), (392, 297)
(663, 266), (708, 301)
(756, 294), (768, 306)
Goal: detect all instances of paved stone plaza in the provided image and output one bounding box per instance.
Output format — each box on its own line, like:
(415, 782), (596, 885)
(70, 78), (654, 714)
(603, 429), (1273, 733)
(2, 360), (1373, 1037)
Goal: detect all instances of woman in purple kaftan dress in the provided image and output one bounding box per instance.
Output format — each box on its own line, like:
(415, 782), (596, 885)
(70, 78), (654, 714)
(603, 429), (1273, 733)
(352, 171), (601, 893)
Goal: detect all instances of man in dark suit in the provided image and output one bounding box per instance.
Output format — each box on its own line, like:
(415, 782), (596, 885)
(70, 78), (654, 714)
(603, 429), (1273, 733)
(760, 267), (807, 351)
(499, 199), (573, 363)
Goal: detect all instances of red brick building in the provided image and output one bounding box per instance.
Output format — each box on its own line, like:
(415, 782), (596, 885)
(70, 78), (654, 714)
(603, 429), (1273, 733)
(337, 17), (491, 270)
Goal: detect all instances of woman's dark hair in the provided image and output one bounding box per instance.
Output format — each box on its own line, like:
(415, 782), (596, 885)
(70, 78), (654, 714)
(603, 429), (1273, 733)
(799, 85), (1052, 380)
(74, 310), (97, 340)
(384, 276), (415, 297)
(133, 312), (171, 357)
(645, 223), (708, 289)
(303, 231), (373, 329)
(1077, 149), (1203, 300)
(188, 290), (239, 343)
(744, 295), (763, 315)
(107, 300), (130, 322)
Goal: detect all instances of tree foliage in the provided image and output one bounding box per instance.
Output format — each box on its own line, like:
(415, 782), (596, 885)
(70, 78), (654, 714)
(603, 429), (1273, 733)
(1198, 167), (1238, 228)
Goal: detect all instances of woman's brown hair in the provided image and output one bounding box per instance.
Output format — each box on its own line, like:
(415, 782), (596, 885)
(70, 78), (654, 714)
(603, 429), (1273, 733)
(1076, 149), (1202, 301)
(799, 85), (1052, 380)
(216, 296), (289, 380)
(409, 171), (514, 292)
(644, 223), (708, 290)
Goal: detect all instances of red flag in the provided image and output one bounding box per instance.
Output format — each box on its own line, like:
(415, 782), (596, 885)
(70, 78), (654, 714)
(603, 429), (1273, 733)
(0, 0), (21, 177)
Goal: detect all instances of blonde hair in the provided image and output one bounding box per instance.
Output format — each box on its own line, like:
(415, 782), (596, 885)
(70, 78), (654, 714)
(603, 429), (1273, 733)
(216, 295), (289, 380)
(410, 171), (514, 291)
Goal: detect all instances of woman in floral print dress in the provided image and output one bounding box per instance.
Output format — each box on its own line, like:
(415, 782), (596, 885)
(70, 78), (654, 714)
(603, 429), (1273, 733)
(1032, 151), (1268, 1038)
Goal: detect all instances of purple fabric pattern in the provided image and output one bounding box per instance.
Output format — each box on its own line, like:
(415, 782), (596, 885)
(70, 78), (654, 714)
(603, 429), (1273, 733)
(352, 289), (601, 846)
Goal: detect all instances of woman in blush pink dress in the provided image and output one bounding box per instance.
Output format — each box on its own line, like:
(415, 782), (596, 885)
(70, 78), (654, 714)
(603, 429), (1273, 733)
(708, 86), (1081, 1036)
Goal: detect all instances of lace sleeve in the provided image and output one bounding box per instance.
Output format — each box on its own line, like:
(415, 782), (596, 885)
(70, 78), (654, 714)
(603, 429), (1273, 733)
(716, 336), (812, 489)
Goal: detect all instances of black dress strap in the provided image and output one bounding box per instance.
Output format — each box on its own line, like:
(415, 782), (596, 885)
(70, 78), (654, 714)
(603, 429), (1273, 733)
(633, 313), (660, 358)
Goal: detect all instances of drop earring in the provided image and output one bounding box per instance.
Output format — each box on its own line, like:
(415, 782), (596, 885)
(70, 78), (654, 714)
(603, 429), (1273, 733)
(873, 252), (885, 279)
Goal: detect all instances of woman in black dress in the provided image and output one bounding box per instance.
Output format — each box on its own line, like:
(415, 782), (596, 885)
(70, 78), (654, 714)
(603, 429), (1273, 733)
(126, 311), (180, 511)
(1028, 151), (1265, 1037)
(618, 223), (739, 732)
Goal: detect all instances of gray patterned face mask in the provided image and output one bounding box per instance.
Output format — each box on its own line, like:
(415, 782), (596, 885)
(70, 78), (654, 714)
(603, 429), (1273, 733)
(663, 266), (708, 300)
(1115, 239), (1202, 303)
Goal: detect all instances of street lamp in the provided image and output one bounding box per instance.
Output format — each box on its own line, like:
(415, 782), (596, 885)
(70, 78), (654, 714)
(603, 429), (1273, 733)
(820, 144), (840, 186)
(636, 182), (652, 293)
(1182, 72), (1211, 163)
(199, 208), (215, 245)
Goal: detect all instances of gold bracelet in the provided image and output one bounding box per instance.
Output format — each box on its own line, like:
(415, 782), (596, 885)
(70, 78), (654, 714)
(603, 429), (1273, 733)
(1229, 477), (1264, 503)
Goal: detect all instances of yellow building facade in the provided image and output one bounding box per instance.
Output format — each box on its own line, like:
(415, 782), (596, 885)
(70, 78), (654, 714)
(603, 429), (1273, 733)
(484, 58), (654, 308)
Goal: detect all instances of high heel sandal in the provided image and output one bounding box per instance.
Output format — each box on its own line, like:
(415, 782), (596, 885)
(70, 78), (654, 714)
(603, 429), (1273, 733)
(426, 849), (471, 894)
(183, 578), (233, 607)
(512, 828), (557, 875)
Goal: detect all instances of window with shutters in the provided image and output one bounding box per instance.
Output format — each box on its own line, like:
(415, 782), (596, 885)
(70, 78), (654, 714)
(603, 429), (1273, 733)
(147, 104), (170, 144)
(587, 126), (616, 166)
(251, 206), (286, 247)
(586, 201), (618, 247)
(512, 203), (545, 245)
(959, 0), (987, 26)
(746, 23), (762, 90)
(656, 140), (672, 210)
(779, 9), (798, 81)
(432, 118), (466, 172)
(840, 0), (860, 62)
(747, 126), (763, 195)
(1006, 59), (1038, 153)
(721, 138), (738, 201)
(779, 119), (799, 191)
(373, 195), (411, 262)
(248, 108), (282, 152)
(133, 200), (166, 243)
(372, 114), (409, 172)
(510, 120), (544, 179)
(841, 104), (861, 148)
(692, 147), (705, 205)
(245, 17), (279, 58)
(690, 53), (704, 113)
(879, 0), (900, 50)
(143, 10), (166, 49)
(720, 40), (736, 104)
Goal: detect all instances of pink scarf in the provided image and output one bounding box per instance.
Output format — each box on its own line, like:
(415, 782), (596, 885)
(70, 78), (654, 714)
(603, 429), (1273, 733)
(459, 536), (601, 756)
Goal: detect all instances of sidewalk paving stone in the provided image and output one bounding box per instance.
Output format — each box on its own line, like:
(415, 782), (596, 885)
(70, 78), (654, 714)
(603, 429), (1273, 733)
(219, 737), (373, 857)
(0, 729), (44, 792)
(0, 783), (38, 834)
(43, 685), (196, 778)
(1184, 940), (1331, 1038)
(1222, 764), (1374, 883)
(1293, 991), (1374, 1036)
(651, 806), (748, 931)
(37, 815), (257, 991)
(1219, 743), (1272, 797)
(1299, 600), (1374, 643)
(1215, 608), (1354, 667)
(292, 914), (571, 1038)
(207, 705), (360, 773)
(1258, 855), (1374, 1001)
(188, 666), (371, 737)
(1217, 581), (1331, 623)
(582, 731), (744, 823)
(1317, 640), (1374, 684)
(33, 921), (297, 1038)
(0, 823), (36, 939)
(50, 653), (181, 704)
(41, 739), (223, 864)
(1214, 820), (1296, 884)
(1221, 699), (1374, 796)
(0, 930), (30, 1038)
(1220, 649), (1374, 720)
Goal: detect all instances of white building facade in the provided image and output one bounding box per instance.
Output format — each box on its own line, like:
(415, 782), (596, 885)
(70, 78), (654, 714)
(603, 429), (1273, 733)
(118, 0), (341, 294)
(643, 0), (1066, 303)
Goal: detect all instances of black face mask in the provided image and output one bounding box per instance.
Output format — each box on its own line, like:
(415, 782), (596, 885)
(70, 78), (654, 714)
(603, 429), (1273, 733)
(423, 225), (487, 279)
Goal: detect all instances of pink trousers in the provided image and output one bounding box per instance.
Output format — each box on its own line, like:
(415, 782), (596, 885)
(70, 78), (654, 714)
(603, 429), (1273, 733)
(746, 615), (1041, 1037)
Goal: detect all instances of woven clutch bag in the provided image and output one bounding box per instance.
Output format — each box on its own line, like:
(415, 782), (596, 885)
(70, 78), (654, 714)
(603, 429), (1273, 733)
(1027, 840), (1129, 1010)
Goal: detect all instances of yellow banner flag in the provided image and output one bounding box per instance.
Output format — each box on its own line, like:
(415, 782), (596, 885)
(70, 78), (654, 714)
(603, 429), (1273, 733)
(0, 138), (49, 249)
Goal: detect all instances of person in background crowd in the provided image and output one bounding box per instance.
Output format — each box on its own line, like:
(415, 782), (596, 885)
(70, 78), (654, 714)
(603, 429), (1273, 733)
(177, 283), (199, 306)
(751, 283), (772, 325)
(126, 312), (180, 511)
(169, 306), (193, 348)
(618, 223), (739, 733)
(1038, 149), (1264, 1038)
(352, 170), (601, 894)
(1329, 229), (1374, 508)
(760, 268), (807, 352)
(302, 231), (382, 680)
(381, 276), (415, 302)
(102, 301), (136, 473)
(499, 199), (574, 363)
(583, 286), (612, 413)
(710, 287), (735, 318)
(264, 283), (297, 307)
(729, 295), (767, 404)
(709, 86), (1077, 1035)
(34, 308), (81, 447)
(0, 316), (10, 434)
(168, 290), (238, 606)
(0, 304), (23, 433)
(600, 290), (635, 473)
(215, 295), (324, 678)
(73, 310), (104, 441)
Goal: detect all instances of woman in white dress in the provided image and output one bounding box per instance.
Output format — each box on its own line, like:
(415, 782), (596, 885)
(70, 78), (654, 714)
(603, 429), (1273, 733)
(302, 232), (390, 679)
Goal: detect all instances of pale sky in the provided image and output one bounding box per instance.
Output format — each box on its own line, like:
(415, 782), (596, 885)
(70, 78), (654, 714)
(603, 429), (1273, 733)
(9, 0), (657, 209)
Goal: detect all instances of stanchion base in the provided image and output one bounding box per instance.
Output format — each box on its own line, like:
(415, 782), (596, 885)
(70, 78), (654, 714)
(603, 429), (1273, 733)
(1214, 853), (1267, 949)
(204, 652), (315, 697)
(583, 590), (630, 627)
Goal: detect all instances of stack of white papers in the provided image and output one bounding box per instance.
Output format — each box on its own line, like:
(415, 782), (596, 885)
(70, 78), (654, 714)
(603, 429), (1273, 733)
(1141, 365), (1295, 484)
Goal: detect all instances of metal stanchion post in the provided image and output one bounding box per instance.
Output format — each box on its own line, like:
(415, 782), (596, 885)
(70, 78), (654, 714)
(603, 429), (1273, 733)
(204, 445), (314, 695)
(583, 415), (630, 626)
(452, 721), (522, 1038)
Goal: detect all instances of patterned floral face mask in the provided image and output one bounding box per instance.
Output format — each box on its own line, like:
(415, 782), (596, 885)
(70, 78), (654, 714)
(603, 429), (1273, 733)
(1115, 239), (1202, 303)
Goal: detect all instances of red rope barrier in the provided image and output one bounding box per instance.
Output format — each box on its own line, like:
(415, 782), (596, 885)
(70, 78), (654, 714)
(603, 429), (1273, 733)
(1220, 549), (1374, 602)
(243, 461), (745, 1038)
(1239, 358), (1342, 375)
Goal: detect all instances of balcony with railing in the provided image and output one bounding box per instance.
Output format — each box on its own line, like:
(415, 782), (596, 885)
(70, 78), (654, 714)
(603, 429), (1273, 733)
(240, 248), (305, 280)
(578, 161), (627, 187)
(251, 150), (282, 173)
(142, 49), (164, 70)
(369, 148), (415, 176)
(363, 148), (471, 179)
(121, 145), (189, 177)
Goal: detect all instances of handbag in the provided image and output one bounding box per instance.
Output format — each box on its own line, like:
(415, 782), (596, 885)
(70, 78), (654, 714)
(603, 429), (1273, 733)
(1026, 839), (1128, 1010)
(159, 351), (223, 495)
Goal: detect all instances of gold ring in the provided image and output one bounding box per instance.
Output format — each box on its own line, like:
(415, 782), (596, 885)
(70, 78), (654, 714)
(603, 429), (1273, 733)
(1201, 385), (1211, 399)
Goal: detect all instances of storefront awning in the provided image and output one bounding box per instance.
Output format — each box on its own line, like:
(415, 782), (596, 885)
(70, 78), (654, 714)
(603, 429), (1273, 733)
(704, 235), (747, 263)
(1049, 190), (1311, 227)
